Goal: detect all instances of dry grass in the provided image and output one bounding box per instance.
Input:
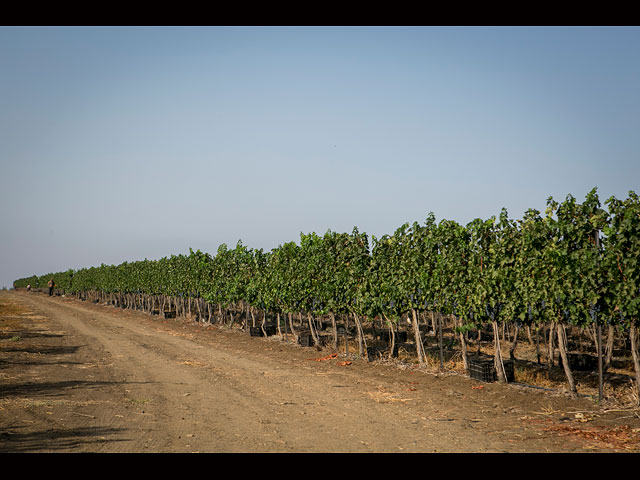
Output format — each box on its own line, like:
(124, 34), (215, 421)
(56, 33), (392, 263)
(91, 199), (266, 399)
(515, 367), (557, 389)
(367, 386), (415, 403)
(0, 298), (26, 317)
(356, 324), (640, 408)
(0, 296), (30, 334)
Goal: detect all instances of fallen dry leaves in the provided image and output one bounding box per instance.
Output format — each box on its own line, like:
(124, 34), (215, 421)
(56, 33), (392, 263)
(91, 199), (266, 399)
(540, 423), (640, 452)
(306, 353), (351, 366)
(308, 353), (338, 362)
(523, 417), (640, 452)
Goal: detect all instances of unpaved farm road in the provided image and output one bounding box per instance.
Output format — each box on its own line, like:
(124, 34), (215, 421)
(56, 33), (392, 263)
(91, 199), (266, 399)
(1, 290), (639, 453)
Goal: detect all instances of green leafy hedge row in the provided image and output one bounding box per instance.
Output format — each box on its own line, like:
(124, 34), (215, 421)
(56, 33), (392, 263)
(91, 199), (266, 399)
(13, 187), (640, 334)
(13, 188), (640, 396)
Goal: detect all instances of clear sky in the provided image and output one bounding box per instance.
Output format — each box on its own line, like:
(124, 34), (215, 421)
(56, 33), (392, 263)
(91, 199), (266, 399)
(1, 26), (639, 288)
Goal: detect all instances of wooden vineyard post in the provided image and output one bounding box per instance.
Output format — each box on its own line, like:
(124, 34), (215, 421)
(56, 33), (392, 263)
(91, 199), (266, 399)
(597, 321), (604, 402)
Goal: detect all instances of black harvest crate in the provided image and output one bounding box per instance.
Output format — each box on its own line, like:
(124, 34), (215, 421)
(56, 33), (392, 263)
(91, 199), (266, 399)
(559, 353), (598, 371)
(298, 333), (314, 347)
(468, 356), (514, 383)
(249, 325), (277, 337)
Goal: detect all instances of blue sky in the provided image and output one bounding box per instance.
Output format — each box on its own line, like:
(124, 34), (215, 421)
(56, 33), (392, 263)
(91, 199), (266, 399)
(1, 26), (639, 288)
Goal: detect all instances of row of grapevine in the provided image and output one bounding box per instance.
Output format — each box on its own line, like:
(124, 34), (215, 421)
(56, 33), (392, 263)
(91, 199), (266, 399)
(14, 188), (640, 402)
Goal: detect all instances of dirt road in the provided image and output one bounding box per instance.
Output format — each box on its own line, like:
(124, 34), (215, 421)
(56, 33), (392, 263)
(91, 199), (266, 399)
(1, 290), (639, 453)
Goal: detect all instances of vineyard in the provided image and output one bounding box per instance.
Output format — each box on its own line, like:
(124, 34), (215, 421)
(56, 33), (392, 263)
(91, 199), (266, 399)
(13, 187), (640, 403)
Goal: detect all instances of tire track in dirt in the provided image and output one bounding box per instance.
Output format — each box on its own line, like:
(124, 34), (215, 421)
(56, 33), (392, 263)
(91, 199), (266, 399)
(10, 293), (271, 452)
(5, 293), (467, 451)
(4, 291), (637, 452)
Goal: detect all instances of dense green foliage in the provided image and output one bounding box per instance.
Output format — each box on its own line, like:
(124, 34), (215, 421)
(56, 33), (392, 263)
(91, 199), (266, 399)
(14, 188), (639, 332)
(13, 188), (640, 395)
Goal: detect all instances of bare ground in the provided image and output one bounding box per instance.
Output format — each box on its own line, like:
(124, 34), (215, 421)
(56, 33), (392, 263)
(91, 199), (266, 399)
(1, 289), (640, 453)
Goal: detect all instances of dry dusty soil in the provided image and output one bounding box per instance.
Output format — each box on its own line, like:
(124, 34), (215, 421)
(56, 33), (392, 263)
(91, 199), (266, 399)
(1, 289), (640, 453)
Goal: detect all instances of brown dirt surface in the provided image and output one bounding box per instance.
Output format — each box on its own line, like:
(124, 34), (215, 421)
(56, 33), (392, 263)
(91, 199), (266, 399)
(2, 289), (640, 453)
